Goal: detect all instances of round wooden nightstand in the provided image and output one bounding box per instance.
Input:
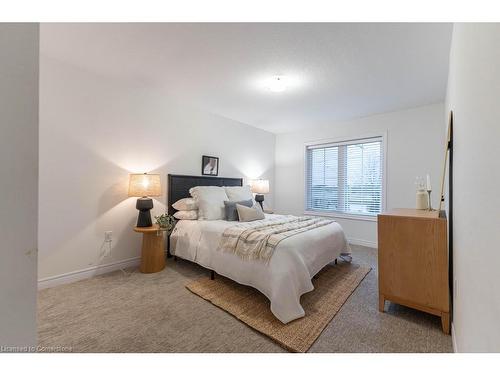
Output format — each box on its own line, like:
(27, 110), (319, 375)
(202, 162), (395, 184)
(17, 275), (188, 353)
(133, 225), (166, 273)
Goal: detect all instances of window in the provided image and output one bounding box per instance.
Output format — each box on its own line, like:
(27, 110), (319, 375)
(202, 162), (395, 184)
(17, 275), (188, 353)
(305, 136), (384, 218)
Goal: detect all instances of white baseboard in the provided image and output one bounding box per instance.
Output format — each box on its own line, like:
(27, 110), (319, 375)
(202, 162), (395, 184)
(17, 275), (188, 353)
(452, 322), (458, 353)
(348, 237), (377, 248)
(38, 256), (141, 290)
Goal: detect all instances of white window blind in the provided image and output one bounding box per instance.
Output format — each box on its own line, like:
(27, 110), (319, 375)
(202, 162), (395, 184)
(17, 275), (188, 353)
(306, 137), (383, 217)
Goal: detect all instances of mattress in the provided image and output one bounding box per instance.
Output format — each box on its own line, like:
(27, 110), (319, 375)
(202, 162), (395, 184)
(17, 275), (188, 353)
(170, 214), (350, 323)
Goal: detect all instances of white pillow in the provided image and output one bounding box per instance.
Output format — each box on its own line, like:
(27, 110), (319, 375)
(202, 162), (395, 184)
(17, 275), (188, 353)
(236, 203), (265, 222)
(189, 186), (229, 220)
(225, 185), (253, 202)
(172, 197), (198, 211)
(173, 210), (198, 220)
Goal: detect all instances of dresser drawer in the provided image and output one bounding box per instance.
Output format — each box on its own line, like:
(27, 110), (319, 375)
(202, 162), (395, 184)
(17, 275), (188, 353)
(378, 213), (448, 311)
(377, 209), (450, 334)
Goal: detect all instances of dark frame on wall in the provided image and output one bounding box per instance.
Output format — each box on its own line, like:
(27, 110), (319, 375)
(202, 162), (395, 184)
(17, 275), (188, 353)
(439, 111), (454, 321)
(201, 155), (219, 176)
(448, 112), (454, 320)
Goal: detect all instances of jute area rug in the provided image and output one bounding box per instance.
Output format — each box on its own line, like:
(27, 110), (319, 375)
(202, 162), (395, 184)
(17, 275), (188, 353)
(186, 262), (370, 352)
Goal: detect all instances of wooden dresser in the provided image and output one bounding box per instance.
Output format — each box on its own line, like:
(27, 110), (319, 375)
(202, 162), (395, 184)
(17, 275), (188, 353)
(377, 208), (450, 334)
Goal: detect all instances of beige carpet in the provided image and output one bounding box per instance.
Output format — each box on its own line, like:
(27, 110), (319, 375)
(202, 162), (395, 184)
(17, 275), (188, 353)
(186, 263), (370, 352)
(38, 245), (453, 352)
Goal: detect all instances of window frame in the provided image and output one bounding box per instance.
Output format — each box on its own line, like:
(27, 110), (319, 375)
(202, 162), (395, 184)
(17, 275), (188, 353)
(303, 132), (387, 222)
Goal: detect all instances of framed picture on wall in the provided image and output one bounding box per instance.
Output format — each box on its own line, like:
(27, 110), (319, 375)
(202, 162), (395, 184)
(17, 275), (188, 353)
(202, 155), (219, 176)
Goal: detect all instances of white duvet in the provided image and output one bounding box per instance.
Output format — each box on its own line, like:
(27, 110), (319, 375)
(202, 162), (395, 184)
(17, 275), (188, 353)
(170, 214), (350, 323)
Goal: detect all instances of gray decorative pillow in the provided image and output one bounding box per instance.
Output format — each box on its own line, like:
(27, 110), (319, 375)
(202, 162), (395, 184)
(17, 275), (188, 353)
(236, 203), (265, 222)
(224, 199), (254, 221)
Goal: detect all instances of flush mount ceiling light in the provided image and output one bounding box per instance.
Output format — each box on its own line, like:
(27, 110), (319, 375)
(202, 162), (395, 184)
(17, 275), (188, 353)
(266, 76), (287, 93)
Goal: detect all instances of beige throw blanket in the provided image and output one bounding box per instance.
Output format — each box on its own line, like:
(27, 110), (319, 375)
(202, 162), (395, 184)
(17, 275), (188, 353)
(218, 216), (335, 262)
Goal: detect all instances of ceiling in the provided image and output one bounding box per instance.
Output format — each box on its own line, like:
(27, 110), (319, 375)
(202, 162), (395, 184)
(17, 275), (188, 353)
(41, 23), (453, 134)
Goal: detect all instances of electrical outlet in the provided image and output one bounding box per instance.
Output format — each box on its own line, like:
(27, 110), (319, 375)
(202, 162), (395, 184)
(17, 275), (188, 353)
(104, 231), (113, 242)
(454, 278), (458, 299)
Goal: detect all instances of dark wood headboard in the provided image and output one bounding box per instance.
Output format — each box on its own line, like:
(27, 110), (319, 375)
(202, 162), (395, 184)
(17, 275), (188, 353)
(167, 174), (243, 215)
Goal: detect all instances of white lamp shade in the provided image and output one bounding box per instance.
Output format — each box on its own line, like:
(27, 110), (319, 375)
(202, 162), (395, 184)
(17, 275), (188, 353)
(250, 179), (270, 194)
(128, 173), (161, 197)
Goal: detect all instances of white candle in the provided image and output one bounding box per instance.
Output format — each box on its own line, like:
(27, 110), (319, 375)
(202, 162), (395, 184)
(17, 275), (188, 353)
(426, 174), (431, 191)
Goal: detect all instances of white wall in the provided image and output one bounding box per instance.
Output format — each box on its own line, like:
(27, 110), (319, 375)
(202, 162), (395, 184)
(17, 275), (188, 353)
(38, 54), (275, 281)
(446, 23), (500, 352)
(0, 24), (39, 348)
(275, 103), (445, 246)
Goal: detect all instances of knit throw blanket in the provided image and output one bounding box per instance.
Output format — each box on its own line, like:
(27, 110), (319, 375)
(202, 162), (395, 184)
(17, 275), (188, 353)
(218, 216), (335, 262)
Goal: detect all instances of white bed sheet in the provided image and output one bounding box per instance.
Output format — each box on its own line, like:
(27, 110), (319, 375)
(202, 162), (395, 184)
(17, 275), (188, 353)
(170, 214), (350, 323)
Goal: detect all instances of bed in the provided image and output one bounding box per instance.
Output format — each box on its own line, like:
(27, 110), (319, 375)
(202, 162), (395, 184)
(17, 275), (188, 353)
(167, 174), (351, 324)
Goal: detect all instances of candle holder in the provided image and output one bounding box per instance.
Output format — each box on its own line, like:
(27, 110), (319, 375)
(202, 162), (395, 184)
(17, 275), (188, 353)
(427, 190), (432, 211)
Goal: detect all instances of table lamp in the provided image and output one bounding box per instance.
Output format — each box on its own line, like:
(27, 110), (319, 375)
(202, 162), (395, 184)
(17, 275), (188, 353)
(128, 173), (161, 227)
(250, 179), (269, 209)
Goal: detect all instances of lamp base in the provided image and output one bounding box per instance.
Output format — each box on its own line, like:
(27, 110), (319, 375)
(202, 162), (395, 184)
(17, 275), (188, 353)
(136, 197), (153, 227)
(255, 194), (264, 209)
